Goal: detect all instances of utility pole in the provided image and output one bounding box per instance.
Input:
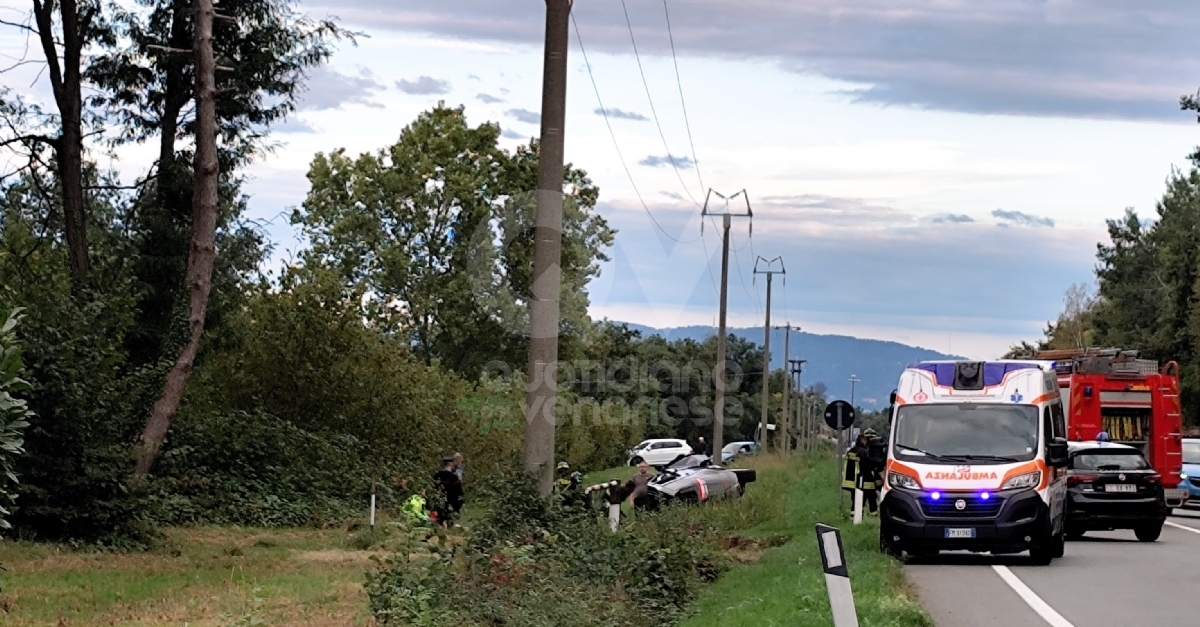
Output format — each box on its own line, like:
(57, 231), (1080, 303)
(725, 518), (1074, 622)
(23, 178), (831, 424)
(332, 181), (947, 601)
(525, 0), (572, 496)
(789, 357), (806, 453)
(848, 374), (860, 450)
(754, 257), (785, 452)
(776, 324), (798, 454)
(702, 190), (752, 458)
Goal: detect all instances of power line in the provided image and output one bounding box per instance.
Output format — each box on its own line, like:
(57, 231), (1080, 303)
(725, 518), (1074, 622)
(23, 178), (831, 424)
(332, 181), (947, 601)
(662, 0), (704, 195)
(571, 14), (700, 245)
(620, 0), (703, 208)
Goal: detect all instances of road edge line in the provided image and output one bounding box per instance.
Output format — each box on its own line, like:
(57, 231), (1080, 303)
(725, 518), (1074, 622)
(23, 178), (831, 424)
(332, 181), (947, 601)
(991, 565), (1074, 627)
(1165, 520), (1200, 534)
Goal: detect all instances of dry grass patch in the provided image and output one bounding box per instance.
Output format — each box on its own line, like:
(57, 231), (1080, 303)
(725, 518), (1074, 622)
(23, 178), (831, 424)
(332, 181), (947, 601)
(0, 526), (376, 626)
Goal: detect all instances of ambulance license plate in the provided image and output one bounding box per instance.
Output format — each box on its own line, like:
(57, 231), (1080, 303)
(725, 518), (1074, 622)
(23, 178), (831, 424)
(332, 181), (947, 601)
(945, 528), (975, 539)
(1105, 484), (1136, 493)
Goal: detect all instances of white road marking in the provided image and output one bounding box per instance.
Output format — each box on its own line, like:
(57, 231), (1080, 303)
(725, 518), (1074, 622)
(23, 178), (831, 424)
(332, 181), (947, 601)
(1165, 520), (1200, 535)
(991, 565), (1075, 627)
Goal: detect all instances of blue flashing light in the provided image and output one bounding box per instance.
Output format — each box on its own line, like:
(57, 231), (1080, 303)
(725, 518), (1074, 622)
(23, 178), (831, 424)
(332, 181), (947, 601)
(930, 491), (942, 501)
(980, 492), (991, 501)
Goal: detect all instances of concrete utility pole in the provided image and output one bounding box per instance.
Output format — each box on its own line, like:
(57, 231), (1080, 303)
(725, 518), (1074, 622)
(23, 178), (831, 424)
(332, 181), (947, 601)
(702, 190), (752, 458)
(754, 257), (785, 451)
(776, 324), (797, 454)
(525, 0), (572, 496)
(848, 374), (860, 450)
(789, 357), (806, 453)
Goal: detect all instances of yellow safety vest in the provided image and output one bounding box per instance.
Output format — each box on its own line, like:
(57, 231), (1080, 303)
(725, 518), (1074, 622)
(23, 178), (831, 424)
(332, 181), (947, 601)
(842, 451), (877, 491)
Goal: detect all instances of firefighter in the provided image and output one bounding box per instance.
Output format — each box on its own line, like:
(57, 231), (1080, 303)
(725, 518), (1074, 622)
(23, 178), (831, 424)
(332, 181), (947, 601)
(402, 491), (429, 524)
(843, 430), (880, 513)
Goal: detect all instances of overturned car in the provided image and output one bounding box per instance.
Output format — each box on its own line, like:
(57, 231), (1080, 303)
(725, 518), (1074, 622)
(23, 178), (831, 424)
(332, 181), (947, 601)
(645, 455), (756, 506)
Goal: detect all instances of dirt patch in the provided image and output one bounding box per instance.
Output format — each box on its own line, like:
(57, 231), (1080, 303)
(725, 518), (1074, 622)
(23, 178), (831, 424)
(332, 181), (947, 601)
(718, 534), (790, 563)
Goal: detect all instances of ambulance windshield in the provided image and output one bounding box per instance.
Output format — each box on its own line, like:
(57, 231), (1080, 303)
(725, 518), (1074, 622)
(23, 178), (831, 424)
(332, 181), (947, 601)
(893, 404), (1039, 464)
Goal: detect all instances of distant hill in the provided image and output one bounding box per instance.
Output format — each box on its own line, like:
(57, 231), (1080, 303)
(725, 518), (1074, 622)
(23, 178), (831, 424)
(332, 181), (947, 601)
(618, 323), (964, 409)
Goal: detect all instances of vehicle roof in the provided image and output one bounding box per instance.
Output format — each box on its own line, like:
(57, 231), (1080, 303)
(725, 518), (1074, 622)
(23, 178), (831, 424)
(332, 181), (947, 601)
(910, 359), (1054, 368)
(1067, 441), (1139, 452)
(638, 438), (687, 443)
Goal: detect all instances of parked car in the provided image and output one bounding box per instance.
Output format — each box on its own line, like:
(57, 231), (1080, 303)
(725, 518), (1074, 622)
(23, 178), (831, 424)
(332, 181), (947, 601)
(1180, 437), (1200, 507)
(1065, 441), (1168, 542)
(628, 438), (692, 467)
(721, 441), (760, 463)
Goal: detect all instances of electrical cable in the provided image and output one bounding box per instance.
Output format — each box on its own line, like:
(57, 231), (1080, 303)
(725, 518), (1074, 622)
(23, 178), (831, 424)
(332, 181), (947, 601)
(662, 0), (705, 196)
(572, 14), (700, 245)
(620, 0), (703, 208)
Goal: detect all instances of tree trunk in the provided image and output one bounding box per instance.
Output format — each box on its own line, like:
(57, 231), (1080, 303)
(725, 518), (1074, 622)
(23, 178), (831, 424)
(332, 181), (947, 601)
(33, 0), (91, 287)
(134, 0), (219, 480)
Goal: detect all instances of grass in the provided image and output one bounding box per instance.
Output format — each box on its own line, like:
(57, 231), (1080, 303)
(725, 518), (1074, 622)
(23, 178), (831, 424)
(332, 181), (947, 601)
(679, 454), (932, 627)
(0, 525), (382, 626)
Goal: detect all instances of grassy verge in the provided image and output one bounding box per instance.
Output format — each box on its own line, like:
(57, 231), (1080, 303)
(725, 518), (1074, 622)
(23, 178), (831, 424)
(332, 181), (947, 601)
(681, 455), (931, 627)
(0, 526), (377, 626)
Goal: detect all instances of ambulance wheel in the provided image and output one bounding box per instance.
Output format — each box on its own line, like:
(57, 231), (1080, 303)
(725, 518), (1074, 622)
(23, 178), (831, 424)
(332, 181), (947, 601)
(1135, 522), (1163, 542)
(879, 531), (902, 559)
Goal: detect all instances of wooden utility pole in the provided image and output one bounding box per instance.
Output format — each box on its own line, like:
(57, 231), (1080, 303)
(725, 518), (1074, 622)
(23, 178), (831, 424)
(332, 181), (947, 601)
(134, 0), (220, 480)
(754, 257), (784, 451)
(525, 0), (571, 496)
(702, 190), (752, 458)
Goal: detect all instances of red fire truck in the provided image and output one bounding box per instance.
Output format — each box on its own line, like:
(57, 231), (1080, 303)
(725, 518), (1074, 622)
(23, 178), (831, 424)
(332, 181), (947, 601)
(1034, 349), (1188, 508)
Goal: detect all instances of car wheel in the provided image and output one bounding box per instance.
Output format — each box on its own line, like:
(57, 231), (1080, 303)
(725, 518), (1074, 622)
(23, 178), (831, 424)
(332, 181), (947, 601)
(1029, 531), (1059, 565)
(629, 456), (644, 466)
(1135, 522), (1163, 542)
(1051, 531), (1065, 558)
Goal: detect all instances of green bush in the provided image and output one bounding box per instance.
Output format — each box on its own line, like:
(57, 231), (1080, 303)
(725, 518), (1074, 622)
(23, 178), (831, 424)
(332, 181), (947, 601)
(367, 471), (729, 627)
(0, 309), (33, 534)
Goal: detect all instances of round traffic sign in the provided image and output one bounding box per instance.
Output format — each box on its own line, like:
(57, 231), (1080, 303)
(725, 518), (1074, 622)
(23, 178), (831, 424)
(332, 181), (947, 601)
(824, 400), (856, 430)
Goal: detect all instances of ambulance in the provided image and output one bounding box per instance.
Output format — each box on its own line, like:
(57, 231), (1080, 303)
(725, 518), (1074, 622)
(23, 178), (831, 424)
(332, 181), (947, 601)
(879, 360), (1070, 564)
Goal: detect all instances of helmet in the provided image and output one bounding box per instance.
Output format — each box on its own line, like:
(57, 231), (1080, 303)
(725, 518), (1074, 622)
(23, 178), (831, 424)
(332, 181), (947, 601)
(556, 461), (570, 472)
(863, 428), (879, 438)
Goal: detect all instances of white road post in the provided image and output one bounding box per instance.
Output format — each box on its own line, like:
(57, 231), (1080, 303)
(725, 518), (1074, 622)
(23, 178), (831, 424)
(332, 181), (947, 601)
(853, 475), (864, 525)
(609, 503), (621, 532)
(816, 523), (859, 627)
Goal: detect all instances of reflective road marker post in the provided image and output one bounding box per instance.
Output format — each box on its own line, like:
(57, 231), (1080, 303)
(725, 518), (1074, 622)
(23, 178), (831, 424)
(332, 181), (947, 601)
(853, 475), (864, 525)
(816, 523), (859, 627)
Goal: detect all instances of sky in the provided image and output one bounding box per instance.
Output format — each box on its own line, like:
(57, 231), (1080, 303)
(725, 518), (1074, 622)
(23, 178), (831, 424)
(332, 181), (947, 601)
(5, 0), (1200, 360)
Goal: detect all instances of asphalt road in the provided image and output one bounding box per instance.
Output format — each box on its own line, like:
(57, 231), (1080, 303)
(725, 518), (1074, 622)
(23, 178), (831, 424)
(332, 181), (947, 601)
(906, 508), (1200, 626)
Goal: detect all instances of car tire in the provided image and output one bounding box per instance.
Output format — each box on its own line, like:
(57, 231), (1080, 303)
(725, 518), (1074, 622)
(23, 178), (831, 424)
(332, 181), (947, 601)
(1029, 533), (1060, 565)
(1135, 522), (1163, 542)
(879, 532), (902, 559)
(1051, 531), (1065, 558)
(629, 456), (644, 466)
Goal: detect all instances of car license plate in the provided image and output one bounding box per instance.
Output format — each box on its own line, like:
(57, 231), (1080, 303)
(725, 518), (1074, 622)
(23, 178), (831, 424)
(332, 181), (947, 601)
(945, 528), (975, 539)
(1105, 484), (1137, 493)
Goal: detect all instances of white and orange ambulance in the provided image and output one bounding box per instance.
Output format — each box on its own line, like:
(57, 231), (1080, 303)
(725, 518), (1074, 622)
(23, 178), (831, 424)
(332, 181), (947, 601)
(879, 360), (1070, 564)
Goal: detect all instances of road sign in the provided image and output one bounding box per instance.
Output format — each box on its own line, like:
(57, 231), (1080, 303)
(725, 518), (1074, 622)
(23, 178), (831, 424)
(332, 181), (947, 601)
(824, 400), (856, 430)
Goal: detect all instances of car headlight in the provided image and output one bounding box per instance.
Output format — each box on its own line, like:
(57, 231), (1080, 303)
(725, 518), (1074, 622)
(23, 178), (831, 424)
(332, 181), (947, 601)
(888, 471), (920, 490)
(1002, 471), (1042, 490)
(1182, 472), (1189, 480)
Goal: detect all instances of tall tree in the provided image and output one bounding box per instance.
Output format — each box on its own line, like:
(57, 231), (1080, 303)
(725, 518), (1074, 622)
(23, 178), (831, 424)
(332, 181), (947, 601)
(294, 105), (614, 377)
(21, 0), (108, 287)
(134, 0), (218, 480)
(87, 0), (349, 365)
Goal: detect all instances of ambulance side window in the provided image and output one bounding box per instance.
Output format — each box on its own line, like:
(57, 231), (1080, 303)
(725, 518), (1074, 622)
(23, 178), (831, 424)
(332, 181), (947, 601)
(1043, 406), (1054, 446)
(1051, 402), (1066, 439)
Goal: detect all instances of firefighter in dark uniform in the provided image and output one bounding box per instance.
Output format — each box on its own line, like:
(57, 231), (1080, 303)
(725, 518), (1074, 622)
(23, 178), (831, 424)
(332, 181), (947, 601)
(843, 429), (881, 513)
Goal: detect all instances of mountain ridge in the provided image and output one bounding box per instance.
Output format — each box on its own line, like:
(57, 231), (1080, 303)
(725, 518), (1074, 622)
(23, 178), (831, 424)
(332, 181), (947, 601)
(616, 323), (965, 408)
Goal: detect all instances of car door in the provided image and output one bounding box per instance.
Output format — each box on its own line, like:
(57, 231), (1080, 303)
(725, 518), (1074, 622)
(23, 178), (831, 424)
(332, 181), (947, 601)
(1045, 404), (1069, 532)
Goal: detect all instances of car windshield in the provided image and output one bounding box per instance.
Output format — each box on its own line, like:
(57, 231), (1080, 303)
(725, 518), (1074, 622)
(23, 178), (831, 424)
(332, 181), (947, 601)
(1071, 450), (1150, 471)
(668, 455), (711, 470)
(722, 443), (748, 455)
(893, 403), (1039, 464)
(1184, 440), (1200, 465)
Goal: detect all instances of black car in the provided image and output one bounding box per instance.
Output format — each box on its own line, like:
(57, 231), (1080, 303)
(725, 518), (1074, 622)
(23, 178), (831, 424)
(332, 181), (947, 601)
(1065, 441), (1168, 542)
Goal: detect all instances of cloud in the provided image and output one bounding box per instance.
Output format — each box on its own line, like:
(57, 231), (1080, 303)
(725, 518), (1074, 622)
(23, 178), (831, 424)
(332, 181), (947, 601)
(639, 154), (696, 169)
(501, 129), (525, 140)
(274, 117), (318, 134)
(931, 213), (975, 224)
(468, 74), (481, 81)
(396, 76), (451, 95)
(296, 66), (385, 111)
(476, 93), (505, 104)
(329, 1), (1200, 121)
(992, 209), (1055, 228)
(506, 108), (541, 124)
(596, 107), (649, 122)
